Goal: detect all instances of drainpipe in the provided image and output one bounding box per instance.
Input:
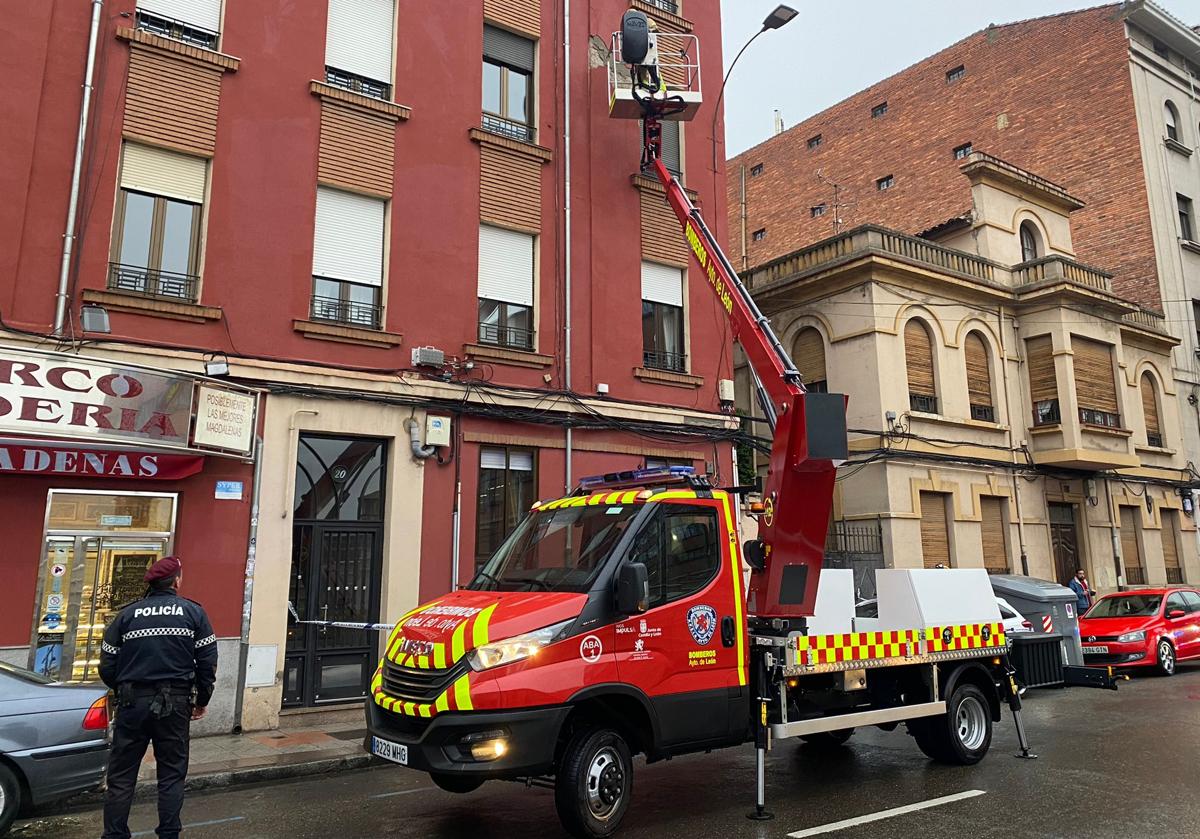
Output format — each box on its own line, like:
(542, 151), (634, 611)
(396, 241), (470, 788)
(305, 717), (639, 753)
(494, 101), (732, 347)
(999, 305), (1030, 575)
(54, 0), (105, 335)
(233, 433), (263, 733)
(562, 0), (573, 492)
(740, 164), (748, 271)
(406, 417), (436, 460)
(1103, 476), (1124, 591)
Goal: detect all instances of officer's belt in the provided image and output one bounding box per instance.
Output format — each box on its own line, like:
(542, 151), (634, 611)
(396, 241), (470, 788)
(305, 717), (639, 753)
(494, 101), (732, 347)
(122, 680), (193, 696)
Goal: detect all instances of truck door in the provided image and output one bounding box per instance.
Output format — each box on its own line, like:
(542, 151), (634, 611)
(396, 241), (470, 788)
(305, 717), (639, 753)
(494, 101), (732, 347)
(614, 498), (747, 748)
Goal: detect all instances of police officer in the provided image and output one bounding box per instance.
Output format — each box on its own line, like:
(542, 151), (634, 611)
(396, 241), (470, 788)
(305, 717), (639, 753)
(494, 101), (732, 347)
(98, 556), (217, 839)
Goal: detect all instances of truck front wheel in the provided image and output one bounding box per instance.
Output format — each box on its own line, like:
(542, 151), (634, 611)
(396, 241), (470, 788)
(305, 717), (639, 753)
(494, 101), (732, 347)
(908, 683), (992, 765)
(554, 727), (633, 838)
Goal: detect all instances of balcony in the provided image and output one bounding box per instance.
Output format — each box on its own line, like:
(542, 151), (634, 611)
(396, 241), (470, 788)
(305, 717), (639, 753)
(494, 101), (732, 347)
(310, 295), (382, 330)
(108, 263), (198, 303)
(1012, 255), (1113, 293)
(1079, 407), (1121, 429)
(1124, 566), (1147, 586)
(643, 350), (687, 373)
(909, 393), (939, 414)
(478, 322), (534, 351)
(324, 66), (391, 101)
(135, 10), (218, 50)
(482, 113), (534, 144)
(970, 404), (996, 423)
(1032, 399), (1061, 427)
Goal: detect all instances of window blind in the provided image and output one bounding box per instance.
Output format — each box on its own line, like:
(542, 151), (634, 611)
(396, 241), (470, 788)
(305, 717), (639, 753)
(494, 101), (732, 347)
(980, 497), (1008, 573)
(138, 0), (222, 32)
(484, 24), (535, 72)
(904, 320), (936, 398)
(479, 225), (535, 306)
(964, 332), (992, 408)
(641, 261), (683, 307)
(120, 143), (207, 203)
(313, 187), (385, 286)
(1071, 336), (1118, 414)
(480, 448), (507, 470)
(794, 328), (826, 385)
(1162, 510), (1181, 572)
(508, 451), (533, 471)
(1140, 374), (1160, 438)
(919, 491), (951, 569)
(326, 0), (395, 84)
(1119, 507), (1142, 572)
(1025, 336), (1058, 403)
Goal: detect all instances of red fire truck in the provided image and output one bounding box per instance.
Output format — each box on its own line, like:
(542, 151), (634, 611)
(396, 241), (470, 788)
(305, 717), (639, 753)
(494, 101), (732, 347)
(364, 11), (1035, 837)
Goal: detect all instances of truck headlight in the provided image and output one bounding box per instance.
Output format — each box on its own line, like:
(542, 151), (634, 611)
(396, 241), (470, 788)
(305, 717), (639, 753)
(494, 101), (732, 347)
(1117, 630), (1146, 643)
(467, 619), (573, 671)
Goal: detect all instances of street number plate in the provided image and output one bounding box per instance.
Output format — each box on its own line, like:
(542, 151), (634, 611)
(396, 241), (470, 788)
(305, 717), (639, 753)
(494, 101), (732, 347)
(1082, 645), (1109, 655)
(372, 736), (409, 765)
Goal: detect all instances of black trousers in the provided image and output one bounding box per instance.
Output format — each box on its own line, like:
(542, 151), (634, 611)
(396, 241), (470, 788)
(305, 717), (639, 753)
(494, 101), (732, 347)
(102, 695), (192, 839)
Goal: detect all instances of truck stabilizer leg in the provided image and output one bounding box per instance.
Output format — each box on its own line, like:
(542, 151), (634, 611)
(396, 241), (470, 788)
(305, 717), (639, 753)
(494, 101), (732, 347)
(1003, 657), (1037, 760)
(747, 653), (774, 821)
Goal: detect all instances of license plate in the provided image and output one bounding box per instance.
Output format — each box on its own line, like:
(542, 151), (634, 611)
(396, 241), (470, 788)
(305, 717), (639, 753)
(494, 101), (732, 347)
(371, 736), (408, 765)
(1083, 645), (1109, 655)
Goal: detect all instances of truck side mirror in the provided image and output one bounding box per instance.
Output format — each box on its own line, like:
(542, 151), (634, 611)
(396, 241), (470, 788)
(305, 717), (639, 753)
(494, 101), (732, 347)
(616, 562), (649, 614)
(743, 540), (766, 571)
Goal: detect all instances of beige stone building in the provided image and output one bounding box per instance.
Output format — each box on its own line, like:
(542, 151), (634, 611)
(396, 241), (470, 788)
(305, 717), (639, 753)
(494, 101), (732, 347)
(738, 154), (1198, 593)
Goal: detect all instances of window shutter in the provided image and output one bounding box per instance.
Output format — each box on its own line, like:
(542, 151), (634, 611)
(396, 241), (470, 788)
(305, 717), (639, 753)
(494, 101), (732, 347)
(1071, 337), (1118, 414)
(1119, 507), (1142, 572)
(794, 328), (826, 386)
(919, 491), (951, 569)
(326, 0), (395, 84)
(641, 261), (684, 307)
(660, 121), (681, 174)
(479, 225), (535, 306)
(1025, 336), (1058, 403)
(484, 24), (535, 72)
(137, 0), (222, 32)
(1162, 510), (1181, 572)
(1140, 374), (1160, 438)
(120, 143), (207, 203)
(980, 497), (1008, 573)
(965, 333), (992, 408)
(480, 448), (507, 470)
(508, 450), (534, 471)
(904, 321), (936, 398)
(313, 187), (385, 286)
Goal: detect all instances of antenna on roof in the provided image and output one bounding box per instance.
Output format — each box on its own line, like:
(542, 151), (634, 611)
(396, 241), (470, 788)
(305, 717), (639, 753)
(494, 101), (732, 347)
(816, 170), (856, 235)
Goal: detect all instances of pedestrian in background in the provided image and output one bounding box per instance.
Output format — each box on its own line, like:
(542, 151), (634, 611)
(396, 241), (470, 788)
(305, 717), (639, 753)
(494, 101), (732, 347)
(1068, 568), (1094, 616)
(98, 556), (218, 839)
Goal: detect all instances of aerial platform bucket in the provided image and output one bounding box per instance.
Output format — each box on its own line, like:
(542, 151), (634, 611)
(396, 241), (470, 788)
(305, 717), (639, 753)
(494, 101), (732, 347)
(608, 29), (702, 121)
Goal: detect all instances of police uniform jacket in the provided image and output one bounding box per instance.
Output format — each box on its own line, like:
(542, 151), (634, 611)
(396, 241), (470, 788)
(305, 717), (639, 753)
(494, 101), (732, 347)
(99, 589), (219, 708)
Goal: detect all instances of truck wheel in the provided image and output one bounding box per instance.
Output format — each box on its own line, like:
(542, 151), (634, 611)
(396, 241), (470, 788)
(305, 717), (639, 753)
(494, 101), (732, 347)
(554, 727), (633, 839)
(0, 762), (20, 835)
(801, 728), (854, 748)
(429, 772), (484, 794)
(908, 683), (992, 766)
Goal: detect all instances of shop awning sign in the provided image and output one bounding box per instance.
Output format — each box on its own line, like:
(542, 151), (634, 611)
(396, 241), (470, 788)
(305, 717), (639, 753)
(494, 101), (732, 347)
(0, 442), (204, 479)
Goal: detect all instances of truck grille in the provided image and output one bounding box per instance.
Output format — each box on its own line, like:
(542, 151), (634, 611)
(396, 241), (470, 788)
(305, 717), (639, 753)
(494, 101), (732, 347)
(381, 659), (462, 704)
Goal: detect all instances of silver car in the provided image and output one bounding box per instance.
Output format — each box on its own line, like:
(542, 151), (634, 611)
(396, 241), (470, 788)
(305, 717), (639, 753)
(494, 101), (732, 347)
(0, 661), (111, 835)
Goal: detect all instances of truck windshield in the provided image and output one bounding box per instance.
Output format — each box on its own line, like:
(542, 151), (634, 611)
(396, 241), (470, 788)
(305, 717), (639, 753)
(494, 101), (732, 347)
(471, 503), (640, 593)
(1085, 594), (1162, 618)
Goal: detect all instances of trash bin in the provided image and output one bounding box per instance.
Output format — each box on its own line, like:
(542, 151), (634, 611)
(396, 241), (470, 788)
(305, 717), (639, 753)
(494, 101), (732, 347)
(989, 575), (1084, 687)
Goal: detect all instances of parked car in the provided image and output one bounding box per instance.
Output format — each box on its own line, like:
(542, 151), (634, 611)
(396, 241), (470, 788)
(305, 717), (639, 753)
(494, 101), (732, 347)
(1079, 588), (1200, 676)
(855, 596), (1033, 635)
(0, 661), (110, 834)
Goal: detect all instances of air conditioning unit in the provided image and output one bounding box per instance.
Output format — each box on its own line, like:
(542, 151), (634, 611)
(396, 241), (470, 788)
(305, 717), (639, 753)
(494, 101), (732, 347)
(411, 346), (445, 368)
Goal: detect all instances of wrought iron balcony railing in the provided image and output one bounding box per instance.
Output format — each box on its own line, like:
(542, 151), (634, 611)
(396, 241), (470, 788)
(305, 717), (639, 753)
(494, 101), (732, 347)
(1032, 399), (1061, 427)
(311, 295), (382, 330)
(108, 263), (198, 302)
(970, 404), (996, 423)
(909, 393), (938, 414)
(478, 322), (534, 350)
(325, 66), (391, 101)
(1079, 408), (1121, 429)
(643, 349), (687, 373)
(482, 113), (534, 143)
(135, 10), (218, 50)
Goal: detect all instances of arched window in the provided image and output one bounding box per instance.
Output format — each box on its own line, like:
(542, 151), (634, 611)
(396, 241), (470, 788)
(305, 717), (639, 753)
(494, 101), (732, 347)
(793, 327), (828, 393)
(965, 331), (994, 422)
(1141, 372), (1163, 447)
(1165, 100), (1180, 142)
(904, 319), (937, 413)
(1019, 221), (1041, 262)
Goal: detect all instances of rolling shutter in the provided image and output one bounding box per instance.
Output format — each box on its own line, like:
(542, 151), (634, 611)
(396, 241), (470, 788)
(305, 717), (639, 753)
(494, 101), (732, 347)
(326, 0), (395, 84)
(1141, 374), (1161, 439)
(313, 187), (385, 286)
(1025, 336), (1058, 403)
(1119, 507), (1143, 574)
(919, 491), (951, 569)
(965, 332), (992, 408)
(137, 0), (222, 32)
(508, 450), (533, 471)
(904, 321), (936, 398)
(480, 448), (507, 470)
(1072, 337), (1118, 414)
(120, 143), (207, 203)
(794, 328), (826, 387)
(660, 120), (681, 175)
(641, 261), (684, 307)
(1162, 510), (1181, 572)
(980, 497), (1008, 573)
(484, 24), (535, 72)
(479, 225), (534, 306)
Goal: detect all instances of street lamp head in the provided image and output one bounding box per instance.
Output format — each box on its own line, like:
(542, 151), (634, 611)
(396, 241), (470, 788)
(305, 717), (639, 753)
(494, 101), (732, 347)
(762, 4), (798, 31)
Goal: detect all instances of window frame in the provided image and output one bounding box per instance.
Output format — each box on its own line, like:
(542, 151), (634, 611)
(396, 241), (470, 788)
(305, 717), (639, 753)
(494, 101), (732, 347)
(477, 297), (534, 350)
(807, 134), (823, 150)
(871, 101), (888, 119)
(1178, 194), (1195, 241)
(876, 175), (894, 191)
(1019, 221), (1041, 262)
(311, 277), (383, 330)
(750, 163), (764, 176)
(946, 65), (965, 83)
(1165, 100), (1181, 142)
(109, 188), (202, 301)
(810, 204), (827, 218)
(752, 228), (767, 242)
(628, 504), (723, 611)
(475, 446), (538, 568)
(642, 299), (686, 373)
(953, 142), (973, 160)
(904, 318), (938, 414)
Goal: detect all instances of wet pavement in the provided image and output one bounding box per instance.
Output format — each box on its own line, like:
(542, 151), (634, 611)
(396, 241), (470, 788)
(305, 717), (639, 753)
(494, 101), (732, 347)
(14, 663), (1200, 838)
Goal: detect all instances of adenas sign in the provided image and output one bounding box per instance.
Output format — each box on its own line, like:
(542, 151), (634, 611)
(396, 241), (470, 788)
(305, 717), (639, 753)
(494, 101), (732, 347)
(0, 348), (193, 448)
(0, 442), (204, 479)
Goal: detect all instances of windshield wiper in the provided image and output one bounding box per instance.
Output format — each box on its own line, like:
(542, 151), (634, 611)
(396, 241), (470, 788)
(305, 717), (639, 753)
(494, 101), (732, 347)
(472, 570), (502, 590)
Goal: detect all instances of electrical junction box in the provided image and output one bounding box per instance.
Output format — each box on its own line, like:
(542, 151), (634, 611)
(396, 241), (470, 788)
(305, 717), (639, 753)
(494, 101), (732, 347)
(718, 378), (735, 403)
(411, 346), (445, 368)
(425, 415), (451, 447)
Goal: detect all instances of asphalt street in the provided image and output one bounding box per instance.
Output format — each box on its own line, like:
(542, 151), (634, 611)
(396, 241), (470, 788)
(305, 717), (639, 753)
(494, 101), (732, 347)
(15, 663), (1200, 839)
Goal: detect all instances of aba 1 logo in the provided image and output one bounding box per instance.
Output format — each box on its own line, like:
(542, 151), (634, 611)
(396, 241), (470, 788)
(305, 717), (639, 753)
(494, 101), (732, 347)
(579, 634), (603, 664)
(686, 605), (717, 646)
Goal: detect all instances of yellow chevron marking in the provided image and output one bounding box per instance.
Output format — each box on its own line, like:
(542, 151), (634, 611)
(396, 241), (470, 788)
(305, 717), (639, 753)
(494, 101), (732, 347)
(451, 619), (469, 663)
(453, 675), (473, 711)
(433, 643), (447, 670)
(473, 603), (498, 650)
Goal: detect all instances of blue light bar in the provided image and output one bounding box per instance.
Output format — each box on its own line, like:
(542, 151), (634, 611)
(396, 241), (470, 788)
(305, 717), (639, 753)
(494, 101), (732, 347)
(578, 465), (695, 491)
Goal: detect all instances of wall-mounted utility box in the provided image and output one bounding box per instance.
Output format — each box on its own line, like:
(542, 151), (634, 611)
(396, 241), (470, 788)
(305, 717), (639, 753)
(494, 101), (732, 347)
(426, 415), (452, 447)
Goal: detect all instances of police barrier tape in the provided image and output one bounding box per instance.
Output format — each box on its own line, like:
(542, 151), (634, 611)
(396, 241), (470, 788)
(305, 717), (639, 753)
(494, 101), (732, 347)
(290, 619), (396, 631)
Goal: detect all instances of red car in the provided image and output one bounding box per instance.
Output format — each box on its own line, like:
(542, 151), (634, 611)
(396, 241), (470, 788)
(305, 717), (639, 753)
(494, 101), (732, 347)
(1079, 588), (1200, 675)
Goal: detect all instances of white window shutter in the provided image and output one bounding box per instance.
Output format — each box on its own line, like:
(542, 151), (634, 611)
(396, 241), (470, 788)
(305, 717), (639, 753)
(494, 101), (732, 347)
(641, 261), (683, 307)
(508, 451), (534, 471)
(478, 225), (534, 306)
(120, 143), (207, 203)
(480, 448), (507, 470)
(137, 0), (222, 32)
(313, 187), (385, 287)
(326, 0), (395, 84)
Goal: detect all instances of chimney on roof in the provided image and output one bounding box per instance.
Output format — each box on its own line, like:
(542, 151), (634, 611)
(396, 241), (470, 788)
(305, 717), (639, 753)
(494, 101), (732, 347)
(773, 109), (784, 136)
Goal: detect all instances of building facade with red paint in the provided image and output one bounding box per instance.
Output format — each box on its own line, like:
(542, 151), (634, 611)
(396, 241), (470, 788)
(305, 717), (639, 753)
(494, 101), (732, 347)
(0, 0), (732, 731)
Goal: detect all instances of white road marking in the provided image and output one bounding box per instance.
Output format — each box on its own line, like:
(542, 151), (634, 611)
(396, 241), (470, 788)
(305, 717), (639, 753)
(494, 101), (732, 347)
(787, 789), (987, 837)
(369, 786), (432, 799)
(132, 816), (245, 836)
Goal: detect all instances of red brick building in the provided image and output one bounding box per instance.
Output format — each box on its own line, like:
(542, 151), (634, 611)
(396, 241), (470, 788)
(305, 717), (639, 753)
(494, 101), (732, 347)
(0, 0), (731, 730)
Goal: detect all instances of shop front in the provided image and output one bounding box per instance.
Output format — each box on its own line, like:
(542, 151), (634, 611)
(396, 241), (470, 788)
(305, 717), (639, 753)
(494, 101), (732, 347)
(0, 345), (258, 732)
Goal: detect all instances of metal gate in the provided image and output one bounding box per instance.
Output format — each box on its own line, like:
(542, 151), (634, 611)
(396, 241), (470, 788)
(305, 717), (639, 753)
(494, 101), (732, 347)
(824, 519), (885, 600)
